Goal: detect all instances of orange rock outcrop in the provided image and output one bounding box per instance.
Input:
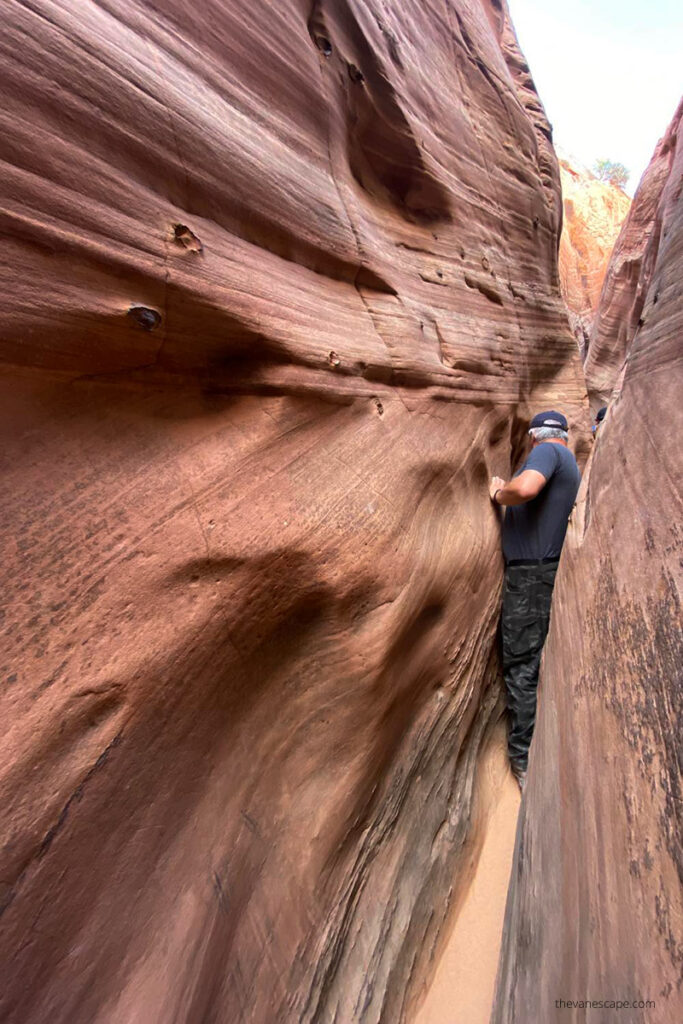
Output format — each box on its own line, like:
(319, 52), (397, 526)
(558, 155), (631, 355)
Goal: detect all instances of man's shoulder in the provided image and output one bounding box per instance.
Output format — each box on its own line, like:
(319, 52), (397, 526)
(538, 442), (579, 469)
(555, 444), (580, 471)
(525, 442), (561, 476)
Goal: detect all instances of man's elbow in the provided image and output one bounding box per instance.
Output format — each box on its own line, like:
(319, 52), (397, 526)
(516, 478), (545, 501)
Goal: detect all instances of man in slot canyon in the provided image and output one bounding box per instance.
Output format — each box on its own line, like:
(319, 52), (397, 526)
(490, 411), (581, 791)
(593, 405), (608, 435)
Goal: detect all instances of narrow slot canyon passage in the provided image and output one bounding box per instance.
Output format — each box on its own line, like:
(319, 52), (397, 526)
(0, 1), (680, 1022)
(414, 728), (520, 1024)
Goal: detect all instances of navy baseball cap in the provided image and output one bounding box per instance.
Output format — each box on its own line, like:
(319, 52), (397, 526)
(529, 410), (568, 430)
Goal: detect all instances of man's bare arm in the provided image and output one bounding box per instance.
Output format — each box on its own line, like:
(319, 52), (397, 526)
(489, 470), (547, 506)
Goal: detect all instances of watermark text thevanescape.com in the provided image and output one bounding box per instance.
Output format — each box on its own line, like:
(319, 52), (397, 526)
(556, 999), (655, 1010)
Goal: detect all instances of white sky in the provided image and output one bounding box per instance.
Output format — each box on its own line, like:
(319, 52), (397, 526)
(508, 0), (683, 194)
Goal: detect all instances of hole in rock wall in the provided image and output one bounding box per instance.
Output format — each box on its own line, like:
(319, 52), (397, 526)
(127, 306), (161, 331)
(173, 223), (203, 252)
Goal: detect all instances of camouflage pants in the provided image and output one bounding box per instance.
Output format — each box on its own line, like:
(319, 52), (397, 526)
(501, 560), (559, 772)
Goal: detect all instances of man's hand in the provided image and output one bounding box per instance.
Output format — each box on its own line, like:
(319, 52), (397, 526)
(490, 470), (547, 506)
(490, 475), (506, 502)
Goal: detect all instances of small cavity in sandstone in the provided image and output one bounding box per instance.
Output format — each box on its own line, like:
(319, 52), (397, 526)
(464, 273), (504, 306)
(173, 224), (203, 252)
(328, 351), (341, 367)
(347, 63), (364, 83)
(419, 268), (448, 286)
(127, 306), (161, 331)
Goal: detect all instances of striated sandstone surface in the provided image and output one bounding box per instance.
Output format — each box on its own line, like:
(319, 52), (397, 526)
(584, 102), (683, 406)
(0, 2), (588, 1022)
(558, 153), (631, 357)
(493, 104), (683, 1024)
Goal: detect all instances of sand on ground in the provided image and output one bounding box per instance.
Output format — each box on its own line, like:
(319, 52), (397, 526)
(412, 727), (520, 1024)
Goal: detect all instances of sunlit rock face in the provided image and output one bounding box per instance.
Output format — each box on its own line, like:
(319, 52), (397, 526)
(493, 103), (683, 1024)
(0, 2), (588, 1021)
(558, 152), (631, 357)
(584, 101), (683, 407)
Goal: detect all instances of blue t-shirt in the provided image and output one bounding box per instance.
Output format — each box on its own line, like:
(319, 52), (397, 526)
(502, 443), (581, 562)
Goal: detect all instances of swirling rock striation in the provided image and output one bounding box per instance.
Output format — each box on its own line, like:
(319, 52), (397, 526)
(493, 100), (683, 1024)
(0, 2), (587, 1021)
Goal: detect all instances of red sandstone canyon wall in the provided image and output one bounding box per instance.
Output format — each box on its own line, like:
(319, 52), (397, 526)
(558, 153), (631, 357)
(493, 102), (683, 1024)
(0, 3), (588, 1021)
(583, 101), (683, 407)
